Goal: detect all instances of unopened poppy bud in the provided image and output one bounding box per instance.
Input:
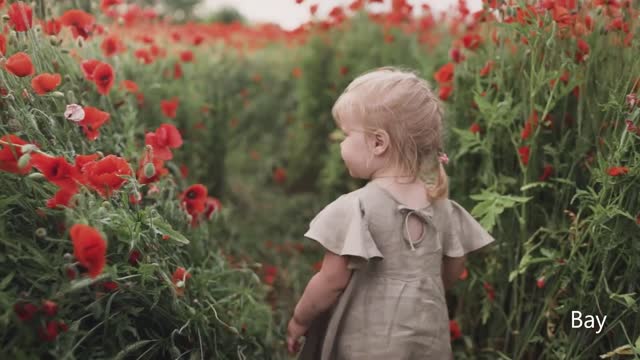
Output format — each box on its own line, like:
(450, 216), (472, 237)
(49, 35), (59, 46)
(63, 253), (73, 262)
(21, 144), (38, 154)
(50, 91), (65, 98)
(2, 15), (10, 21)
(144, 162), (156, 178)
(66, 90), (77, 104)
(17, 153), (31, 169)
(35, 228), (47, 239)
(101, 201), (111, 209)
(76, 37), (84, 48)
(27, 172), (45, 180)
(60, 49), (70, 54)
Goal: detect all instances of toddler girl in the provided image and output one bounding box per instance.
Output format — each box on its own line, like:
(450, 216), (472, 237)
(287, 66), (495, 359)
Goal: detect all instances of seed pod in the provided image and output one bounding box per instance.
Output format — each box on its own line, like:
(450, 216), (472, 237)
(34, 228), (47, 239)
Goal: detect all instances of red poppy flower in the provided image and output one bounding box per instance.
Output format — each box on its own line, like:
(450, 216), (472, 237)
(70, 224), (107, 278)
(29, 153), (77, 190)
(5, 52), (35, 77)
(80, 59), (100, 81)
(536, 276), (546, 289)
(310, 4), (318, 15)
(173, 62), (183, 79)
(83, 155), (132, 197)
(39, 320), (67, 342)
(434, 62), (455, 84)
(172, 267), (191, 296)
(0, 134), (34, 175)
(31, 73), (62, 95)
(204, 197), (223, 220)
(102, 281), (118, 292)
(60, 9), (95, 39)
(41, 300), (58, 317)
(160, 97), (179, 118)
(137, 147), (169, 184)
(42, 18), (62, 35)
(128, 250), (141, 266)
(180, 184), (208, 225)
(14, 302), (38, 321)
(0, 34), (6, 56)
(46, 187), (78, 209)
(77, 106), (110, 141)
(479, 60), (494, 77)
(179, 50), (194, 62)
(144, 123), (183, 160)
(273, 167), (287, 184)
(575, 38), (590, 63)
(449, 47), (465, 63)
(539, 164), (554, 181)
(607, 166), (629, 176)
(262, 264), (277, 285)
(92, 62), (115, 95)
(483, 281), (495, 302)
(462, 33), (482, 50)
(449, 319), (462, 340)
(100, 0), (123, 12)
(8, 2), (33, 32)
(518, 146), (530, 166)
(459, 267), (469, 280)
(100, 35), (125, 57)
(438, 85), (453, 101)
(121, 80), (139, 93)
(134, 48), (154, 64)
(469, 123), (481, 134)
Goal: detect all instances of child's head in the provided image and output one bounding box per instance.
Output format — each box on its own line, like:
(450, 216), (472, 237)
(332, 66), (448, 200)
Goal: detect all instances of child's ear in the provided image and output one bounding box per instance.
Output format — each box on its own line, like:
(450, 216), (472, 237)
(372, 129), (390, 155)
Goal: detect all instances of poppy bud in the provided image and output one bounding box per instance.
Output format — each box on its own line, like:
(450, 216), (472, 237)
(63, 253), (73, 262)
(49, 35), (59, 46)
(21, 144), (38, 154)
(35, 227), (47, 239)
(50, 91), (65, 98)
(144, 162), (155, 178)
(17, 153), (31, 169)
(27, 172), (45, 180)
(2, 15), (10, 21)
(66, 90), (76, 104)
(76, 36), (84, 48)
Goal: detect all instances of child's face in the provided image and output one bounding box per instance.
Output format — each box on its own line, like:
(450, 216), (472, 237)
(338, 120), (374, 179)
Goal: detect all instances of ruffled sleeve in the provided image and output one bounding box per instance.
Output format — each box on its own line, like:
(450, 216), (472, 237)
(304, 194), (383, 269)
(441, 199), (496, 257)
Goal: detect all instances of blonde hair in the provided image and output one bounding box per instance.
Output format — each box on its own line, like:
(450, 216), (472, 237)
(332, 66), (449, 201)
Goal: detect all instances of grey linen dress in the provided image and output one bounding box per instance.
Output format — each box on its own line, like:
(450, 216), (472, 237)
(296, 181), (495, 360)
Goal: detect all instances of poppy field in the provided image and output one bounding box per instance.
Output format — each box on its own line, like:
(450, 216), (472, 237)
(0, 0), (639, 359)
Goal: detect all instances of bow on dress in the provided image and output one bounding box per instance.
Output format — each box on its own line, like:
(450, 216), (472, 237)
(397, 205), (437, 251)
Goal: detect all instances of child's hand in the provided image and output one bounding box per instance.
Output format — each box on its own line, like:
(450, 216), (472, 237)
(286, 316), (308, 355)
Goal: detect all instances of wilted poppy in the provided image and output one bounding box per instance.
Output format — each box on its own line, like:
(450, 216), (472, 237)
(5, 52), (35, 77)
(70, 224), (107, 278)
(31, 73), (62, 95)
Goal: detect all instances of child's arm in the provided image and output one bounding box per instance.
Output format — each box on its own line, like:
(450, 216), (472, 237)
(441, 255), (466, 290)
(292, 251), (353, 327)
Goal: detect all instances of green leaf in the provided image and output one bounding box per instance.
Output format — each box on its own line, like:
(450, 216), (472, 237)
(113, 340), (158, 360)
(152, 218), (190, 244)
(0, 272), (14, 290)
